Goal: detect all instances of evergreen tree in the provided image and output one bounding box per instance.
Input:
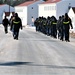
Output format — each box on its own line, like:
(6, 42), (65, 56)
(43, 0), (48, 1)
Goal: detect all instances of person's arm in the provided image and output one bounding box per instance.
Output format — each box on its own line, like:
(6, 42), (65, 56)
(20, 18), (23, 30)
(69, 18), (73, 29)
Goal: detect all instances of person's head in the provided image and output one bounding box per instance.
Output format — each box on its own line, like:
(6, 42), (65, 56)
(14, 13), (18, 18)
(4, 16), (6, 19)
(59, 16), (61, 19)
(65, 13), (68, 19)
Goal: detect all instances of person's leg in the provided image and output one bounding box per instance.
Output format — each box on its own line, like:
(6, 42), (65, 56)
(15, 30), (19, 40)
(16, 31), (19, 40)
(4, 26), (7, 34)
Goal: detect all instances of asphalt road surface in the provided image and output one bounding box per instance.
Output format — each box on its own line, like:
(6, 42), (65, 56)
(0, 25), (75, 75)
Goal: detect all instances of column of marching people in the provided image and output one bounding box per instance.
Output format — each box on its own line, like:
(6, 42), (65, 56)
(2, 13), (73, 41)
(34, 13), (73, 42)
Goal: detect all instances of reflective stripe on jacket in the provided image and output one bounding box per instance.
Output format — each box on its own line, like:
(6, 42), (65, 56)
(13, 21), (20, 24)
(52, 22), (57, 24)
(63, 21), (69, 24)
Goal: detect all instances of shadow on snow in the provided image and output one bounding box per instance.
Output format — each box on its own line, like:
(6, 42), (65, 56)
(0, 62), (31, 66)
(0, 61), (75, 69)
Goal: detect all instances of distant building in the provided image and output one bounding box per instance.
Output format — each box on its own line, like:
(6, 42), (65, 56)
(38, 0), (61, 19)
(68, 7), (75, 32)
(0, 4), (15, 24)
(38, 0), (75, 19)
(15, 0), (44, 26)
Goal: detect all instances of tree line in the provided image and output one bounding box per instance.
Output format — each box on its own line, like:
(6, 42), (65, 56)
(0, 0), (48, 7)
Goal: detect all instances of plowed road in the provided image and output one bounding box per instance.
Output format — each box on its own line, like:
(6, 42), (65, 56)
(0, 25), (75, 75)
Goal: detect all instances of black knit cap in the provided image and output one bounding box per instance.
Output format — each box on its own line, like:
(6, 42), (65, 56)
(14, 13), (18, 17)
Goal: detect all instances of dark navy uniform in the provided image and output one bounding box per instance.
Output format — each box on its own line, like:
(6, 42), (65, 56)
(11, 13), (22, 40)
(63, 13), (73, 42)
(2, 16), (9, 34)
(51, 16), (57, 38)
